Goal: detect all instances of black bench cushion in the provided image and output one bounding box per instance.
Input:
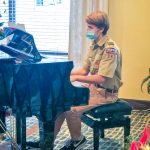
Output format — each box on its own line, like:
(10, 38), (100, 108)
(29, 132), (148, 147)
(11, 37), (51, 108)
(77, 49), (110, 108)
(84, 100), (132, 118)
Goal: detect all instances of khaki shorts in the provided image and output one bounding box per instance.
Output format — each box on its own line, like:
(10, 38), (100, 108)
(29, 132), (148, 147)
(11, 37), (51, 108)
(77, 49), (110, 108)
(70, 84), (118, 117)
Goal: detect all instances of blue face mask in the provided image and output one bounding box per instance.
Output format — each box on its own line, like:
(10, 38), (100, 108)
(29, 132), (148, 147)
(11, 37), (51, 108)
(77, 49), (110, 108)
(86, 31), (96, 41)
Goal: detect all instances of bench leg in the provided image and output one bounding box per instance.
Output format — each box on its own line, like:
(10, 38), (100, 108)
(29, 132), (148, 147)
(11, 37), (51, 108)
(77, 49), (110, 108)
(124, 117), (130, 143)
(93, 127), (99, 150)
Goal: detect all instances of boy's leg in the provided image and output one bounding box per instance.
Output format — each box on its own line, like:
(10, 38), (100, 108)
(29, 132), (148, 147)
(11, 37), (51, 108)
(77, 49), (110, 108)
(65, 105), (96, 140)
(54, 113), (65, 138)
(60, 85), (118, 149)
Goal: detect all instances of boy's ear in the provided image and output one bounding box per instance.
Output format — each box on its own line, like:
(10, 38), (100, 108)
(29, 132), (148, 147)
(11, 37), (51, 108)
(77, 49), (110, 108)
(99, 27), (104, 33)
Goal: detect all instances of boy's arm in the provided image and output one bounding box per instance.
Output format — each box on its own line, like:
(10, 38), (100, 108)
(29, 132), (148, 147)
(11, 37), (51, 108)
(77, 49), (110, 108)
(71, 67), (89, 76)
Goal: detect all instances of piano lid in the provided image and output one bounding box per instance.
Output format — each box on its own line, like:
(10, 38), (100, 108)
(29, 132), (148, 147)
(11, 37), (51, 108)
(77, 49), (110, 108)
(0, 27), (42, 63)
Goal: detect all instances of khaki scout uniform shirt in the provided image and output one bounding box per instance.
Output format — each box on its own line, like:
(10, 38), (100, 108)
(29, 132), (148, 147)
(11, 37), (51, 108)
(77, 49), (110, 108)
(83, 36), (122, 91)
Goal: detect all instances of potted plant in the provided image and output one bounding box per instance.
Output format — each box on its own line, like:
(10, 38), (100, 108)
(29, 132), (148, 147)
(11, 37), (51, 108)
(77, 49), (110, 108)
(129, 69), (150, 150)
(141, 68), (150, 94)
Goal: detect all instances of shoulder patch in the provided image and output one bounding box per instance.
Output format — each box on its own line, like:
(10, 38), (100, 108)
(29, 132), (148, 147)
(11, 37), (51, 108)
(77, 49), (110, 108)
(105, 48), (118, 54)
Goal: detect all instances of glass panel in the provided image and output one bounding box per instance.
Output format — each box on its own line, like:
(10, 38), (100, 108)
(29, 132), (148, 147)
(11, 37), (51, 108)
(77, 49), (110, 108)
(0, 0), (70, 52)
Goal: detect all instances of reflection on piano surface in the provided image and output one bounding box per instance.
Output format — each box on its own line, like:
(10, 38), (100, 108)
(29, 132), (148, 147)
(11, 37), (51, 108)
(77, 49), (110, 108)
(0, 28), (89, 149)
(1, 27), (42, 62)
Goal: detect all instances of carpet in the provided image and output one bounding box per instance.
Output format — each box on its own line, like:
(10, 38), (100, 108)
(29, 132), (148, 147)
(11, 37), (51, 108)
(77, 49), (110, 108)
(0, 110), (150, 150)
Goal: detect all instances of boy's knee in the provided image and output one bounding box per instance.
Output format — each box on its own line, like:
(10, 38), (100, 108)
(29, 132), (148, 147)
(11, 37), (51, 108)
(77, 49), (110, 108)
(65, 110), (81, 118)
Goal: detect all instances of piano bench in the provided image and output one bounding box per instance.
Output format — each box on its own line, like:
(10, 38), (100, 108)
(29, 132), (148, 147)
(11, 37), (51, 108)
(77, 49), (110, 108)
(81, 99), (132, 150)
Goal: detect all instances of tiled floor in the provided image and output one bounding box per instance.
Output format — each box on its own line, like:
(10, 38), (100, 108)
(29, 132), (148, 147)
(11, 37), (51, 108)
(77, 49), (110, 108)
(0, 110), (150, 150)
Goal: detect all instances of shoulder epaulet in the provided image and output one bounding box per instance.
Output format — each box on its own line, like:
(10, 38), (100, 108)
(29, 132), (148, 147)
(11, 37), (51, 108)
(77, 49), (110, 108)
(107, 41), (115, 46)
(105, 40), (115, 48)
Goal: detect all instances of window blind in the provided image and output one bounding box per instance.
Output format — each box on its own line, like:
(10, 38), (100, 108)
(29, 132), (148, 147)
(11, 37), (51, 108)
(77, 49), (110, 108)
(0, 0), (70, 52)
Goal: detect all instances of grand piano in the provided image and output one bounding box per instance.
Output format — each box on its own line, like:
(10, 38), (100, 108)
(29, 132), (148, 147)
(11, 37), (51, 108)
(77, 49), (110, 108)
(0, 27), (89, 149)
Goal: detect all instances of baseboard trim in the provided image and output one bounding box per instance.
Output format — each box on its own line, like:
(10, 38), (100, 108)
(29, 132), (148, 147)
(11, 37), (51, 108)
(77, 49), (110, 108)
(121, 98), (150, 110)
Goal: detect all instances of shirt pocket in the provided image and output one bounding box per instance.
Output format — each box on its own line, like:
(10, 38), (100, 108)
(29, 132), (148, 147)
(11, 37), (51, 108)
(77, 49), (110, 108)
(90, 52), (103, 74)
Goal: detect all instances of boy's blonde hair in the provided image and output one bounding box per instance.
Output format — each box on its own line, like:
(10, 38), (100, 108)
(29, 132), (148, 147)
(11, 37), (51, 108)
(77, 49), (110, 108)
(86, 11), (109, 35)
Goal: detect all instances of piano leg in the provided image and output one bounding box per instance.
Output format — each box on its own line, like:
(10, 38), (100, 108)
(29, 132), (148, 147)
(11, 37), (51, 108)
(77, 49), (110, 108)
(0, 107), (6, 134)
(16, 110), (21, 144)
(16, 114), (55, 149)
(16, 110), (26, 150)
(39, 120), (55, 150)
(21, 112), (26, 150)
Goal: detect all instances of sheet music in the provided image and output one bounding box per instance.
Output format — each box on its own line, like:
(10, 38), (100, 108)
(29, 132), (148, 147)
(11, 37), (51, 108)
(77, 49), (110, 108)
(8, 22), (26, 31)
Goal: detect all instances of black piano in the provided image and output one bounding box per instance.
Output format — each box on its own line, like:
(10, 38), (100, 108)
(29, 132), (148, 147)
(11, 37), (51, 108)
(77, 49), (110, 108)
(0, 28), (89, 149)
